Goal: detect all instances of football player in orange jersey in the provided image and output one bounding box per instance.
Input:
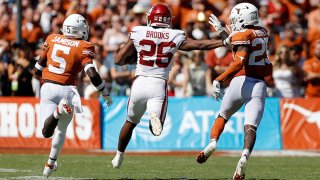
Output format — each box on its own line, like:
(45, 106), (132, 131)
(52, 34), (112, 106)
(196, 3), (273, 180)
(33, 14), (112, 177)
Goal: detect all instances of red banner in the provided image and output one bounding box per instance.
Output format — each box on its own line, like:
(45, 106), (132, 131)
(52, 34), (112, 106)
(281, 98), (320, 149)
(0, 97), (101, 149)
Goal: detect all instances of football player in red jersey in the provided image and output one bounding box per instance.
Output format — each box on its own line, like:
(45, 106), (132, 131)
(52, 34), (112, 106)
(196, 3), (273, 180)
(111, 3), (225, 169)
(33, 14), (112, 177)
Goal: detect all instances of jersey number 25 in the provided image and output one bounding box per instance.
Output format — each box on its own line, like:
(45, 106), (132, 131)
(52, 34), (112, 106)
(248, 37), (270, 66)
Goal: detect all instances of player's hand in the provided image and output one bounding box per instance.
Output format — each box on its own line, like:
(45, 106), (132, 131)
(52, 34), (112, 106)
(209, 14), (223, 33)
(101, 88), (112, 107)
(223, 31), (237, 46)
(211, 80), (222, 101)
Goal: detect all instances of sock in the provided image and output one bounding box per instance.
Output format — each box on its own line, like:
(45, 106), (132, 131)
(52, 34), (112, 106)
(116, 150), (124, 156)
(241, 149), (250, 159)
(47, 157), (56, 165)
(53, 108), (60, 119)
(210, 117), (227, 141)
(49, 131), (66, 164)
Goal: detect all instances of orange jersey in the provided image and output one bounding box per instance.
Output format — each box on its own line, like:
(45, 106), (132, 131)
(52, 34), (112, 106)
(231, 27), (272, 80)
(303, 56), (320, 97)
(41, 34), (94, 85)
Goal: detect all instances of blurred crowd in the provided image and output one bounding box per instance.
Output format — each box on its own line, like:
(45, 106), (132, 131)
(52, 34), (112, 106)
(0, 0), (320, 99)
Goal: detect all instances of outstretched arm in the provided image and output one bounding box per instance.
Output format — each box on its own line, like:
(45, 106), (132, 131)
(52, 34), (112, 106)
(179, 39), (224, 51)
(114, 39), (136, 66)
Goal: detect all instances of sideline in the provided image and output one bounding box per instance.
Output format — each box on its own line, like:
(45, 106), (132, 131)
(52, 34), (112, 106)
(0, 148), (319, 157)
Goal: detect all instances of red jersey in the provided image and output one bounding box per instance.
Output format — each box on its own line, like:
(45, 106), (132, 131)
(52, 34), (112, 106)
(41, 34), (95, 85)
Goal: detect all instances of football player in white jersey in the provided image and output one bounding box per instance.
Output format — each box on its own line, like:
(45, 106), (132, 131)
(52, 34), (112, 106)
(111, 3), (225, 169)
(196, 3), (273, 180)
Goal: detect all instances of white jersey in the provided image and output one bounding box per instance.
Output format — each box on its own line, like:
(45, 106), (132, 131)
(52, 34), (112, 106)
(130, 26), (186, 80)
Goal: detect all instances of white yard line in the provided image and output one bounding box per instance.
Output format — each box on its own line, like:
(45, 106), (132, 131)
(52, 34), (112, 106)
(223, 150), (320, 157)
(0, 168), (31, 173)
(9, 176), (94, 180)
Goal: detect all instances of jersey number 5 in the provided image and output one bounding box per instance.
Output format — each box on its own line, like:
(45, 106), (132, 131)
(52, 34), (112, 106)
(248, 37), (270, 66)
(48, 44), (70, 74)
(139, 40), (176, 68)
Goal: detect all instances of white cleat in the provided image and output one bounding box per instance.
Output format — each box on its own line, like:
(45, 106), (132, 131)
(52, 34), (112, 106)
(149, 112), (163, 136)
(111, 154), (124, 169)
(43, 161), (58, 177)
(196, 140), (217, 163)
(233, 156), (247, 180)
(57, 98), (72, 116)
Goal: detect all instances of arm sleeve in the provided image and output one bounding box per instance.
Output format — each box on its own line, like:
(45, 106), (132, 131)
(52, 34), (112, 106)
(81, 43), (95, 66)
(39, 36), (51, 66)
(231, 31), (251, 46)
(129, 26), (141, 40)
(174, 30), (187, 48)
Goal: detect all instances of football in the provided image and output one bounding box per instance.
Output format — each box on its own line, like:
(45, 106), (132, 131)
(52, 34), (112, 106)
(124, 48), (138, 64)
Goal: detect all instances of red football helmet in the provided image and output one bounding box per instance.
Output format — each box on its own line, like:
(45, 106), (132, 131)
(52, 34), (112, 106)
(146, 4), (172, 28)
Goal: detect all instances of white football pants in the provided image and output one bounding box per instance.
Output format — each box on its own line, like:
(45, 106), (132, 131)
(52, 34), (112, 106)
(40, 82), (75, 160)
(127, 76), (168, 124)
(220, 76), (267, 127)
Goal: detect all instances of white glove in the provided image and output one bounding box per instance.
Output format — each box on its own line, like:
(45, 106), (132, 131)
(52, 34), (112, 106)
(211, 80), (222, 101)
(101, 88), (112, 107)
(209, 14), (223, 33)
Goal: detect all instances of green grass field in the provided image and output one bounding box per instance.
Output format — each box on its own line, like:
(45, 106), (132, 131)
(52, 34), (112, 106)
(0, 154), (319, 179)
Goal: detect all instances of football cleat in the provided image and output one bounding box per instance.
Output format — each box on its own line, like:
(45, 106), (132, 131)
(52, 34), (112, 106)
(149, 112), (163, 136)
(196, 140), (217, 164)
(43, 161), (58, 177)
(233, 156), (247, 180)
(111, 154), (124, 169)
(57, 98), (72, 116)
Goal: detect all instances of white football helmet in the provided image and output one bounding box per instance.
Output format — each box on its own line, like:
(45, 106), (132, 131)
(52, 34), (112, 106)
(229, 3), (259, 32)
(61, 14), (89, 40)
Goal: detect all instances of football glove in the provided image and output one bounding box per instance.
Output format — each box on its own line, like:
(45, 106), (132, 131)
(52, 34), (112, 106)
(209, 14), (223, 33)
(211, 80), (222, 101)
(101, 87), (112, 107)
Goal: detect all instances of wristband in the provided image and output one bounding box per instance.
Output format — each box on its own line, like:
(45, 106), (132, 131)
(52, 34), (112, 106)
(96, 81), (106, 91)
(84, 63), (95, 72)
(35, 63), (45, 71)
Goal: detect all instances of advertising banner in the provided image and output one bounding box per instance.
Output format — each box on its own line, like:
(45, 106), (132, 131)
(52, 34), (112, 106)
(102, 97), (281, 150)
(281, 98), (320, 149)
(0, 97), (101, 149)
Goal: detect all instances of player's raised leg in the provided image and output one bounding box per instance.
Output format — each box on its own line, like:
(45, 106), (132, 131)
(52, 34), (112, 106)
(42, 98), (72, 138)
(196, 115), (225, 163)
(197, 77), (244, 164)
(147, 78), (167, 136)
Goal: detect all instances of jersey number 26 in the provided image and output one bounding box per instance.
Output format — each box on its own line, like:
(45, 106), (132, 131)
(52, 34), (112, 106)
(139, 40), (176, 68)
